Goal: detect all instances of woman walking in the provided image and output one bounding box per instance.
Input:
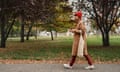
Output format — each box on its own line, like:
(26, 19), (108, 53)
(63, 11), (95, 70)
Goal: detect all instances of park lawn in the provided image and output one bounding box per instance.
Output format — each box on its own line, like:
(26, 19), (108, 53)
(0, 35), (120, 63)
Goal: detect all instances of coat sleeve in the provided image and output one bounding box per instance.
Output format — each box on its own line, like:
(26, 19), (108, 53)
(73, 23), (82, 34)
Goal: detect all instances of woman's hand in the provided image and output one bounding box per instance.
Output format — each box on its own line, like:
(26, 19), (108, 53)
(70, 29), (82, 33)
(70, 29), (76, 33)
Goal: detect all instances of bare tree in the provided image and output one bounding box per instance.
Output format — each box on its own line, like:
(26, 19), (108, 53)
(0, 0), (66, 48)
(0, 0), (18, 48)
(77, 0), (120, 46)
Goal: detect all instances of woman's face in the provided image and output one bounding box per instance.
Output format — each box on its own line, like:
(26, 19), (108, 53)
(74, 16), (79, 22)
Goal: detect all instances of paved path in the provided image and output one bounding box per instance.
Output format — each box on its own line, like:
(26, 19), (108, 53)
(0, 64), (120, 72)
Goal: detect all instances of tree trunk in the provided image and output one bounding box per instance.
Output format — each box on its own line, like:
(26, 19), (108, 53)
(50, 29), (54, 40)
(0, 15), (6, 48)
(34, 26), (37, 40)
(20, 17), (25, 42)
(102, 31), (110, 47)
(26, 21), (34, 40)
(55, 31), (57, 38)
(5, 17), (16, 40)
(0, 0), (7, 48)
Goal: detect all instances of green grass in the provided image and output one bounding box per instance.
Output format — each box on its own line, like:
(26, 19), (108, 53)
(0, 36), (120, 62)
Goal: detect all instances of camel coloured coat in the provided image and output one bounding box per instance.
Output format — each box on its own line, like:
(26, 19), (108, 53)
(72, 22), (88, 56)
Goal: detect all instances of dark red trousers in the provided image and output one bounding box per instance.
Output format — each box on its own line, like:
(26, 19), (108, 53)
(69, 55), (93, 66)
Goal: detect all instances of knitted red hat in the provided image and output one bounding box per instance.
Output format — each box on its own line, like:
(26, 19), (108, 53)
(74, 11), (82, 19)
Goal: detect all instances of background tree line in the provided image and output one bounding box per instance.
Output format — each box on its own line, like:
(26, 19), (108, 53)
(0, 0), (71, 48)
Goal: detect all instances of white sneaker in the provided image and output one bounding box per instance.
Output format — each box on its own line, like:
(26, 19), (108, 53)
(63, 64), (72, 69)
(85, 65), (95, 70)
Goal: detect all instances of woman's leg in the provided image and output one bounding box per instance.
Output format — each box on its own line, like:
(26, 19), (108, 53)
(84, 54), (93, 65)
(83, 43), (95, 69)
(70, 39), (78, 66)
(69, 56), (77, 66)
(64, 37), (78, 68)
(63, 55), (76, 69)
(83, 42), (93, 65)
(64, 46), (77, 68)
